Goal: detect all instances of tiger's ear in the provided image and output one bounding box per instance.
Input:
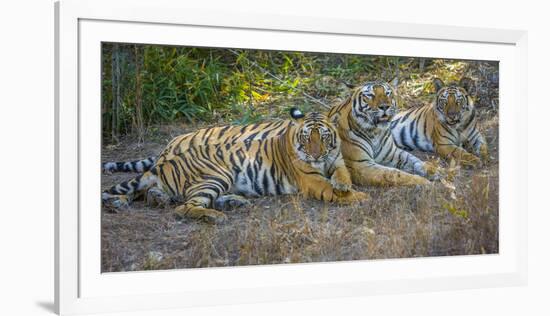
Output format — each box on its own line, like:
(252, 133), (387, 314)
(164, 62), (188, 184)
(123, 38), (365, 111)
(389, 76), (399, 90)
(432, 78), (445, 93)
(290, 107), (305, 122)
(330, 112), (341, 129)
(459, 77), (476, 95)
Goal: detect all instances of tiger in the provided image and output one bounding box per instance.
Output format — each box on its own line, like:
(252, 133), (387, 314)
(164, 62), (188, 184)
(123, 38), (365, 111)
(102, 109), (368, 223)
(327, 80), (439, 187)
(390, 77), (488, 168)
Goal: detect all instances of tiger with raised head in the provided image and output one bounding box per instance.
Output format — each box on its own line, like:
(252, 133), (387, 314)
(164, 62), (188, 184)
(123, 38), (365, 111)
(327, 80), (439, 187)
(390, 78), (488, 168)
(102, 109), (367, 223)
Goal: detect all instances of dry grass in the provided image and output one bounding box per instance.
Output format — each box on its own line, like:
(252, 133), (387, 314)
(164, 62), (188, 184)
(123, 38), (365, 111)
(101, 115), (498, 272)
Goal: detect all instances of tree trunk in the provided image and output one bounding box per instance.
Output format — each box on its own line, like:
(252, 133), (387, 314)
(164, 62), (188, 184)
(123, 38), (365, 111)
(111, 43), (121, 143)
(134, 45), (145, 144)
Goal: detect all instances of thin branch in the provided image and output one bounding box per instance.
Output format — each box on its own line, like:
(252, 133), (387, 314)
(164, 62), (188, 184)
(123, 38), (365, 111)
(228, 49), (331, 109)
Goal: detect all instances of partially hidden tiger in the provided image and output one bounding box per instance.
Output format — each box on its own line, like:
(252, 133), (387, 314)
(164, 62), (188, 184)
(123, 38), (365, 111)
(327, 80), (440, 187)
(102, 109), (368, 223)
(390, 77), (488, 168)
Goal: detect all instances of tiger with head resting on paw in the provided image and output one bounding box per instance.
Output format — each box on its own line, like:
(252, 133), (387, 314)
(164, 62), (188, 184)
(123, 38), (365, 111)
(102, 108), (367, 223)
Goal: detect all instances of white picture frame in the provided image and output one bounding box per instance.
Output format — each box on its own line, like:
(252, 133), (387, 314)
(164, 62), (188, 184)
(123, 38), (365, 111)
(55, 0), (528, 314)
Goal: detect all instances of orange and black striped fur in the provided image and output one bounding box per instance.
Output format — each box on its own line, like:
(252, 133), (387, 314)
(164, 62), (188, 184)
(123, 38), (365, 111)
(328, 81), (438, 186)
(390, 78), (488, 168)
(102, 109), (367, 223)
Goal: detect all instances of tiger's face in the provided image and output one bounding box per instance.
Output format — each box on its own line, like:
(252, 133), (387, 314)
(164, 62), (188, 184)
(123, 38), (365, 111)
(352, 81), (398, 130)
(290, 109), (340, 167)
(433, 78), (475, 126)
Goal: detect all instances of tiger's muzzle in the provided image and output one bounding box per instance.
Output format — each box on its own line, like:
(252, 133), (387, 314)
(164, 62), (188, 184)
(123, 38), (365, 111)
(446, 113), (461, 126)
(374, 104), (394, 125)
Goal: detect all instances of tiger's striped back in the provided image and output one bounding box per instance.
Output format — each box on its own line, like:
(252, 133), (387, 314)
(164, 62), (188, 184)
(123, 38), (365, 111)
(155, 120), (291, 166)
(101, 120), (289, 173)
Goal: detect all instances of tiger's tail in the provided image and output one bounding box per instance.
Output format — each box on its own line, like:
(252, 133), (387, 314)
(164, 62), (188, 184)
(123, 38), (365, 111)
(102, 156), (157, 173)
(102, 170), (159, 207)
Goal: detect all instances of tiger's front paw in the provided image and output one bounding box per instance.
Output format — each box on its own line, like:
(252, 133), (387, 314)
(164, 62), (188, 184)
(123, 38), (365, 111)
(331, 176), (352, 193)
(174, 206), (228, 224)
(384, 171), (430, 186)
(410, 174), (431, 186)
(330, 168), (353, 193)
(460, 154), (483, 169)
(424, 161), (442, 181)
(335, 189), (369, 204)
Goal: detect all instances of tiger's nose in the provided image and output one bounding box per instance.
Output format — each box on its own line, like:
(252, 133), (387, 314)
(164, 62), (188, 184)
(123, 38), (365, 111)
(310, 144), (322, 159)
(379, 104), (390, 111)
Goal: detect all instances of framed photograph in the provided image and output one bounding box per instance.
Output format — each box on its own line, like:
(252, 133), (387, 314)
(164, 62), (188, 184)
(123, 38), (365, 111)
(55, 0), (527, 314)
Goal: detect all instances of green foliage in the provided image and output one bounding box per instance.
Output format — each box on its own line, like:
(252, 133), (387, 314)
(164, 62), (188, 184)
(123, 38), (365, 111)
(229, 103), (263, 125)
(102, 44), (498, 142)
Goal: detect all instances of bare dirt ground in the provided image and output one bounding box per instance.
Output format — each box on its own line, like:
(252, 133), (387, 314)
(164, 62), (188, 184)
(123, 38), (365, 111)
(101, 114), (499, 272)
